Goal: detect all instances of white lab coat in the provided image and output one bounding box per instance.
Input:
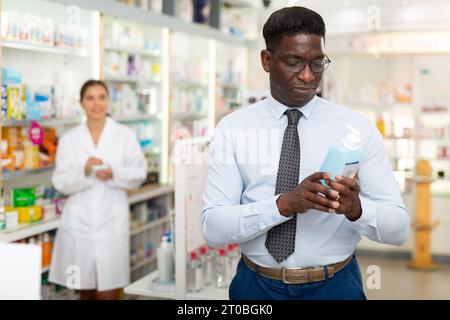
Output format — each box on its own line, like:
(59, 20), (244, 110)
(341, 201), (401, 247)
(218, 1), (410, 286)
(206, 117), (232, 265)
(49, 118), (147, 291)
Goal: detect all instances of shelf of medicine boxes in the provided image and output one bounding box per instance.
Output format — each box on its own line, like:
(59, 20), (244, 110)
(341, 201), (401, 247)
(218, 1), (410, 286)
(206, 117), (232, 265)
(0, 216), (60, 243)
(103, 75), (162, 85)
(172, 112), (209, 122)
(103, 44), (161, 59)
(2, 114), (161, 127)
(0, 39), (89, 57)
(1, 166), (56, 181)
(0, 184), (173, 238)
(49, 0), (254, 47)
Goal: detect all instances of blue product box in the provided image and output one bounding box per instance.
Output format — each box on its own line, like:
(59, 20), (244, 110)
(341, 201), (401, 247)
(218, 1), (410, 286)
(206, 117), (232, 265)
(2, 68), (22, 84)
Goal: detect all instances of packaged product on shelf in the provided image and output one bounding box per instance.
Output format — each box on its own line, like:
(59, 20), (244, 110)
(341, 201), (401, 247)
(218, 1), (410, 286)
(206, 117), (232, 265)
(55, 24), (88, 49)
(0, 212), (5, 230)
(2, 127), (19, 171)
(5, 205), (42, 224)
(30, 15), (43, 44)
(19, 14), (31, 41)
(5, 211), (19, 229)
(41, 127), (58, 165)
(0, 139), (13, 171)
(187, 251), (203, 292)
(227, 243), (240, 280)
(109, 83), (139, 116)
(6, 86), (24, 120)
(2, 68), (24, 121)
(177, 0), (194, 23)
(145, 239), (154, 258)
(42, 233), (53, 268)
(157, 233), (174, 284)
(137, 87), (159, 115)
(1, 11), (20, 40)
(193, 0), (211, 25)
(199, 246), (212, 286)
(2, 84), (7, 119)
(215, 248), (229, 289)
(11, 188), (36, 207)
(42, 18), (55, 46)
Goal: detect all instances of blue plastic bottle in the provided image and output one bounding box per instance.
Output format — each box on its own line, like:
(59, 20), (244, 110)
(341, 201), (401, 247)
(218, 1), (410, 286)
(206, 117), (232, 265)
(320, 125), (363, 186)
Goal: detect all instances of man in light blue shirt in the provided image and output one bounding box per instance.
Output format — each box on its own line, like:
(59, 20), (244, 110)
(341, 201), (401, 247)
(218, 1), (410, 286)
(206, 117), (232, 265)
(201, 6), (409, 300)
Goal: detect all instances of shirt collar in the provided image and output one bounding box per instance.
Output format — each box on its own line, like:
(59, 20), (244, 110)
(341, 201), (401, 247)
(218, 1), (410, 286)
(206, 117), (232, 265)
(267, 94), (317, 121)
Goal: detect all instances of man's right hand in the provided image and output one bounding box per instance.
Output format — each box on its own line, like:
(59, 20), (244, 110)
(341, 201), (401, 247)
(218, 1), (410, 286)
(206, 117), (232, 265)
(85, 157), (103, 176)
(276, 172), (340, 217)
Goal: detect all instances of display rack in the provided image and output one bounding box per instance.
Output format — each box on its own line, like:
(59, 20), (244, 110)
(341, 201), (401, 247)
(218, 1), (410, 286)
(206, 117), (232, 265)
(0, 0), (253, 297)
(125, 270), (228, 300)
(1, 40), (89, 57)
(0, 217), (60, 243)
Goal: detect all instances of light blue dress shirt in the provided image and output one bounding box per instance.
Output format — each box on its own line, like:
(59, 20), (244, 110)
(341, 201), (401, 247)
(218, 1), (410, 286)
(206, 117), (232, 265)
(201, 95), (410, 268)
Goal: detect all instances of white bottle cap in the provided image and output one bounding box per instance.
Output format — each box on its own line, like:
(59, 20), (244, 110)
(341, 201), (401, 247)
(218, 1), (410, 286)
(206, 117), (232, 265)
(343, 125), (362, 150)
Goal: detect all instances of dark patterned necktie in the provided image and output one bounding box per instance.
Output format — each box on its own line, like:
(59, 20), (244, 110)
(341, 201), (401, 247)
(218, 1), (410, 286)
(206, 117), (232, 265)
(265, 108), (302, 263)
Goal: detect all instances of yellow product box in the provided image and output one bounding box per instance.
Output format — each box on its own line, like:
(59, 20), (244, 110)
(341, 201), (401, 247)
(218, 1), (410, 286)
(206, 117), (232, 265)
(5, 205), (42, 224)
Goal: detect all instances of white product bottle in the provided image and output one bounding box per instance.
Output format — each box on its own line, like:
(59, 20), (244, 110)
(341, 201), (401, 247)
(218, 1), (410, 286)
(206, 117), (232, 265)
(215, 248), (229, 289)
(199, 246), (212, 286)
(227, 244), (240, 282)
(187, 251), (203, 292)
(157, 233), (174, 284)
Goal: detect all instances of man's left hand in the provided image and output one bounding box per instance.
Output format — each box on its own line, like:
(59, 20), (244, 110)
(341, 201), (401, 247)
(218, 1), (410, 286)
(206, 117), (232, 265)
(325, 175), (362, 222)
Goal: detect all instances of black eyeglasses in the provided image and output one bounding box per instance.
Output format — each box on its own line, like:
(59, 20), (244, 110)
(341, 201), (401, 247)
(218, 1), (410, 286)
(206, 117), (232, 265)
(268, 49), (331, 74)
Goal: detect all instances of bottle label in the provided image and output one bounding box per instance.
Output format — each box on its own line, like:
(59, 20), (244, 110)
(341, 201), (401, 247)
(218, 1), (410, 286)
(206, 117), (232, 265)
(342, 161), (360, 179)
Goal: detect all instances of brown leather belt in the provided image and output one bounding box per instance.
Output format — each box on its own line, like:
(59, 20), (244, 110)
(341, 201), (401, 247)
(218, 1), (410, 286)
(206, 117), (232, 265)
(242, 254), (353, 284)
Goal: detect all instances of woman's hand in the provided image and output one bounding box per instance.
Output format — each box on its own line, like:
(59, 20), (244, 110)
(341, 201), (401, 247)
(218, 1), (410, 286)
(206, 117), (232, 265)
(85, 157), (103, 176)
(96, 169), (113, 181)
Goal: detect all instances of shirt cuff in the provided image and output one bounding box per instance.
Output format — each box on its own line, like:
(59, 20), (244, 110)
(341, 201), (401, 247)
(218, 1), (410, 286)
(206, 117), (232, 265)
(348, 195), (377, 231)
(260, 195), (292, 228)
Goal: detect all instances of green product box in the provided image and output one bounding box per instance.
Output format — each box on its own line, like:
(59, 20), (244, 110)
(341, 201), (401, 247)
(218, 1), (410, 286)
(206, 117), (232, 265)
(11, 188), (36, 208)
(0, 213), (5, 230)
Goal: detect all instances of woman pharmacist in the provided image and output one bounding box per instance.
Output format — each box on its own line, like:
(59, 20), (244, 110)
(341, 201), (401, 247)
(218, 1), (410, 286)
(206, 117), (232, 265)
(49, 80), (148, 300)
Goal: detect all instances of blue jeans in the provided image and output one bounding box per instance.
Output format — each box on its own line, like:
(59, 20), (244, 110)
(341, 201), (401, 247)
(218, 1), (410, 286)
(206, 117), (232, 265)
(229, 255), (367, 300)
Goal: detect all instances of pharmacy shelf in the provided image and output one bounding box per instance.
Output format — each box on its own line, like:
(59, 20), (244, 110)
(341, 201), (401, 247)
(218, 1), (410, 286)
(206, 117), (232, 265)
(124, 270), (229, 300)
(173, 80), (209, 90)
(0, 217), (60, 243)
(114, 114), (161, 123)
(131, 255), (157, 273)
(173, 113), (208, 122)
(128, 184), (174, 205)
(2, 166), (56, 181)
(221, 83), (241, 91)
(385, 136), (450, 141)
(51, 0), (254, 47)
(103, 74), (161, 85)
(104, 44), (161, 59)
(130, 216), (170, 236)
(1, 40), (89, 57)
(3, 115), (161, 127)
(2, 118), (82, 127)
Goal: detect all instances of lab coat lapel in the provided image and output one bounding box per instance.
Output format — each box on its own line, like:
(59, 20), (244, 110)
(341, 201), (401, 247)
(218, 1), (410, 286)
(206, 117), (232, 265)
(81, 121), (97, 159)
(95, 117), (115, 159)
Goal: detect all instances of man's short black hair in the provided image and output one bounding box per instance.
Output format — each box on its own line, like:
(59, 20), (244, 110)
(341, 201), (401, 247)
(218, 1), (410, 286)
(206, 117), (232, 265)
(263, 6), (326, 51)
